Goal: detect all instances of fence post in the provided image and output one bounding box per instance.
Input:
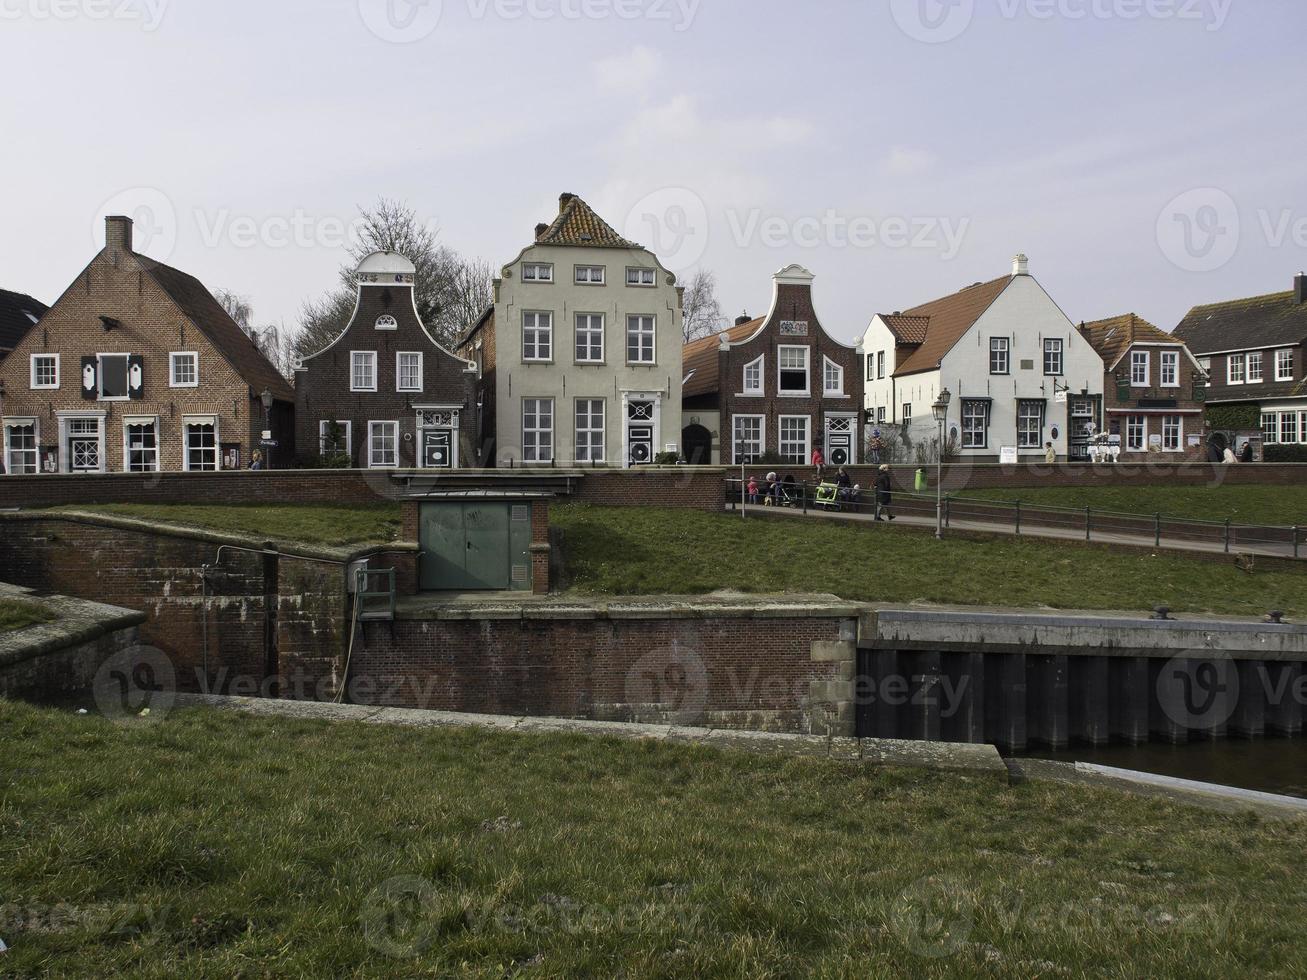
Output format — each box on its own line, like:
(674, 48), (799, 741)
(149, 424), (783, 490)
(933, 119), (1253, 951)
(1294, 526), (1300, 560)
(1015, 500), (1021, 536)
(1085, 506), (1091, 542)
(1224, 518), (1231, 554)
(945, 495), (951, 529)
(802, 481), (809, 514)
(1155, 513), (1161, 549)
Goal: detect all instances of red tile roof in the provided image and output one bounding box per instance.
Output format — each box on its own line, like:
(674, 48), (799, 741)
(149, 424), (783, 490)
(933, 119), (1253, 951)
(1080, 314), (1181, 368)
(892, 276), (1012, 377)
(536, 193), (638, 249)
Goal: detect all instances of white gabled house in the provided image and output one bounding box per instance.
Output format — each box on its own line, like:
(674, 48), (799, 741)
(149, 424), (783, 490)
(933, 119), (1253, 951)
(861, 255), (1105, 461)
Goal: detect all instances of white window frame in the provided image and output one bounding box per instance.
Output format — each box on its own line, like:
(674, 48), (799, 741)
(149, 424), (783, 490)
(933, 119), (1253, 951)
(1017, 400), (1044, 450)
(523, 311), (553, 362)
(989, 338), (1010, 376)
(626, 267), (656, 287)
(1262, 412), (1278, 445)
(318, 419), (352, 456)
(4, 418), (39, 475)
(522, 398), (554, 464)
(777, 345), (810, 397)
(367, 420), (399, 469)
(1228, 355), (1245, 385)
(742, 355), (764, 396)
(96, 352), (132, 402)
(1162, 415), (1183, 453)
(1043, 338), (1064, 376)
(1160, 351), (1180, 388)
(169, 351), (199, 388)
(902, 403), (912, 429)
(1276, 349), (1295, 382)
(778, 415), (810, 464)
(626, 315), (656, 365)
(350, 351), (377, 392)
(731, 414), (765, 464)
(30, 353), (60, 390)
(1126, 415), (1148, 452)
(1301, 411), (1307, 446)
(574, 313), (605, 364)
(522, 262), (553, 283)
(878, 351), (886, 379)
(574, 398), (605, 463)
(1130, 351), (1150, 387)
(878, 407), (887, 425)
(1247, 351), (1264, 384)
(574, 265), (605, 285)
(182, 417), (218, 472)
(822, 356), (845, 396)
(961, 400), (989, 449)
(396, 351), (423, 393)
(122, 417), (160, 473)
(1282, 412), (1298, 445)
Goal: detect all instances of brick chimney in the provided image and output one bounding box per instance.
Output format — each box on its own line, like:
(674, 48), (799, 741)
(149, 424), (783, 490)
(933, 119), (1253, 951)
(1295, 272), (1306, 305)
(534, 222), (549, 241)
(105, 215), (133, 253)
(1012, 253), (1030, 277)
(558, 192), (576, 213)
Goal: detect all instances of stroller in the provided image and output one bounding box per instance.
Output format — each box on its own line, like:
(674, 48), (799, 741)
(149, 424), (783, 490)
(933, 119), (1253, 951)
(779, 475), (802, 508)
(814, 482), (841, 511)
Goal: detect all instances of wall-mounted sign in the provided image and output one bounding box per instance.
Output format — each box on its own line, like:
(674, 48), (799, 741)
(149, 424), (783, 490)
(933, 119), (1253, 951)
(1000, 447), (1019, 464)
(41, 448), (58, 474)
(779, 320), (809, 337)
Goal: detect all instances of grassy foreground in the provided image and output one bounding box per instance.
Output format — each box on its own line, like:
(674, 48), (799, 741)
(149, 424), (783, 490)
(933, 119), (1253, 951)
(964, 485), (1307, 527)
(554, 504), (1306, 617)
(47, 503), (403, 548)
(0, 599), (53, 634)
(2, 699), (1305, 977)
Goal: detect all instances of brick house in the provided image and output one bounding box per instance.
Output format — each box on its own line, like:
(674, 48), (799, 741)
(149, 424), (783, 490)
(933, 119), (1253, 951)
(0, 288), (48, 366)
(683, 264), (863, 466)
(1172, 274), (1307, 460)
(294, 251), (478, 469)
(1079, 314), (1208, 460)
(0, 216), (294, 475)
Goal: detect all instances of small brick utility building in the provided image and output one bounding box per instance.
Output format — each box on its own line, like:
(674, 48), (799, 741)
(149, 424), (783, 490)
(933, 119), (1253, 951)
(0, 216), (294, 475)
(294, 251), (477, 469)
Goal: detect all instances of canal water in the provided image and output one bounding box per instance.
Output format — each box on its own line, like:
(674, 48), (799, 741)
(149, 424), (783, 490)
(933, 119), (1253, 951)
(1021, 740), (1307, 800)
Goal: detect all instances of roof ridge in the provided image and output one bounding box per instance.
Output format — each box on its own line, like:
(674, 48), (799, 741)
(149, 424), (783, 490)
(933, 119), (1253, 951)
(538, 194), (638, 249)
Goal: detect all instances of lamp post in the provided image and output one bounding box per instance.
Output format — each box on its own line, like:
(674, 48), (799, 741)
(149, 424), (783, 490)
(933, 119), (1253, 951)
(932, 388), (952, 540)
(259, 388), (274, 470)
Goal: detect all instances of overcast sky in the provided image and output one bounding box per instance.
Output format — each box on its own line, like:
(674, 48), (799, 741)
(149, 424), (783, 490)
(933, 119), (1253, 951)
(3, 0), (1305, 344)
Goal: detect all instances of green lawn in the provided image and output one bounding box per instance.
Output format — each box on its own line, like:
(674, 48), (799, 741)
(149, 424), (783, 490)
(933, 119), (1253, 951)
(0, 599), (53, 634)
(47, 503), (403, 548)
(2, 699), (1305, 976)
(554, 504), (1306, 618)
(963, 485), (1307, 527)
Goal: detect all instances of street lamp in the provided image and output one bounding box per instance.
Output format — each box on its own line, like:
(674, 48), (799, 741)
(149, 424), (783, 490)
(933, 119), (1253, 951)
(259, 388), (274, 470)
(932, 388), (952, 540)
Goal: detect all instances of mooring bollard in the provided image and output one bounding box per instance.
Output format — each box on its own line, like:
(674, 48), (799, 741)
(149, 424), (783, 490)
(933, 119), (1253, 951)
(1294, 526), (1300, 560)
(1085, 506), (1092, 542)
(1225, 518), (1232, 554)
(1015, 500), (1022, 535)
(1155, 513), (1162, 548)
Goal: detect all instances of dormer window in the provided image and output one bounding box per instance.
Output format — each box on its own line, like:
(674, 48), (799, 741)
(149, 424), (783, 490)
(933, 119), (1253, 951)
(375, 315), (398, 331)
(626, 267), (656, 287)
(574, 266), (605, 285)
(522, 263), (553, 283)
(742, 354), (764, 394)
(823, 357), (844, 396)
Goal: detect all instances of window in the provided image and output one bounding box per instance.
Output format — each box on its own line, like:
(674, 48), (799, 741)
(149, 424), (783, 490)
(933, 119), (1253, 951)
(743, 355), (764, 394)
(902, 403), (912, 429)
(169, 352), (198, 387)
(823, 357), (844, 396)
(4, 421), (37, 474)
(626, 267), (657, 287)
(1162, 415), (1182, 452)
(184, 420), (217, 471)
(351, 352), (377, 392)
(368, 421), (398, 468)
(98, 354), (130, 399)
(575, 400), (605, 462)
(866, 353), (875, 378)
(961, 400), (989, 449)
(574, 265), (605, 285)
(396, 352), (423, 392)
(877, 351), (886, 379)
(877, 407), (887, 424)
(30, 354), (59, 389)
(1282, 413), (1298, 445)
(575, 314), (604, 363)
(1199, 356), (1211, 374)
(1160, 351), (1179, 388)
(990, 338), (1010, 375)
(1043, 339), (1064, 376)
(67, 418), (102, 472)
(778, 346), (810, 395)
(732, 415), (763, 464)
(522, 398), (554, 463)
(1229, 355), (1245, 385)
(1131, 351), (1149, 387)
(1248, 351), (1263, 383)
(124, 420), (159, 472)
(1017, 400), (1044, 449)
(1262, 413), (1278, 444)
(779, 416), (809, 464)
(1127, 415), (1147, 452)
(626, 315), (655, 364)
(1301, 411), (1307, 445)
(523, 312), (553, 361)
(522, 263), (553, 283)
(1277, 349), (1295, 382)
(318, 420), (352, 456)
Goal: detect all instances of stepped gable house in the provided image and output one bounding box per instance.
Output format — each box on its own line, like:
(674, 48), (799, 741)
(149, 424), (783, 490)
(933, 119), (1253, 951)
(1079, 314), (1208, 460)
(0, 216), (294, 475)
(294, 251), (477, 469)
(457, 192), (683, 467)
(683, 264), (862, 466)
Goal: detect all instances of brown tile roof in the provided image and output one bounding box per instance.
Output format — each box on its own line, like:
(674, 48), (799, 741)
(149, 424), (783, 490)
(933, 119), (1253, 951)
(880, 314), (930, 345)
(0, 288), (47, 352)
(1173, 286), (1307, 354)
(681, 318), (763, 398)
(1080, 314), (1181, 367)
(536, 193), (638, 249)
(892, 276), (1012, 377)
(137, 256), (294, 401)
(456, 305), (494, 351)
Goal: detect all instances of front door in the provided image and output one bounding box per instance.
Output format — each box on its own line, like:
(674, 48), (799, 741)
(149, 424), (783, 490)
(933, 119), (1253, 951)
(418, 502), (531, 592)
(825, 415), (856, 466)
(627, 400), (655, 466)
(1067, 397), (1100, 461)
(422, 430), (452, 468)
(67, 419), (100, 473)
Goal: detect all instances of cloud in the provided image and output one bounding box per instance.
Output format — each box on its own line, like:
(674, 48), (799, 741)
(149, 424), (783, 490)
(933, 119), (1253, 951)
(883, 145), (938, 177)
(594, 46), (663, 93)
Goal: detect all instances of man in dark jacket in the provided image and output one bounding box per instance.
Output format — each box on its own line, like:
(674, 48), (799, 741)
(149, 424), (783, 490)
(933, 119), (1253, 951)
(874, 465), (894, 522)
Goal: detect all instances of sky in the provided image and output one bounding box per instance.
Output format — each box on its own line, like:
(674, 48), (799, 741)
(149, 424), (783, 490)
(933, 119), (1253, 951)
(3, 0), (1305, 345)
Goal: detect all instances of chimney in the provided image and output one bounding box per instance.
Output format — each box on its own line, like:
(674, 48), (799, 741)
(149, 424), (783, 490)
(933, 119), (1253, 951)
(735, 312), (752, 326)
(1012, 253), (1030, 277)
(558, 192), (576, 213)
(534, 222), (549, 241)
(105, 215), (133, 253)
(1296, 272), (1306, 305)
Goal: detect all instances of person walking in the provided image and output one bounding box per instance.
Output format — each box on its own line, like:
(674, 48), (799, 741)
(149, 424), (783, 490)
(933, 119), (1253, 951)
(249, 450), (265, 471)
(874, 464), (895, 522)
(1044, 442), (1056, 464)
(746, 475), (760, 505)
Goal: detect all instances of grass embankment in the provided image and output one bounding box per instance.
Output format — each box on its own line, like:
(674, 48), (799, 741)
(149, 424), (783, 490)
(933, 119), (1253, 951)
(0, 599), (53, 634)
(554, 504), (1306, 617)
(2, 699), (1305, 976)
(964, 485), (1307, 527)
(47, 503), (403, 548)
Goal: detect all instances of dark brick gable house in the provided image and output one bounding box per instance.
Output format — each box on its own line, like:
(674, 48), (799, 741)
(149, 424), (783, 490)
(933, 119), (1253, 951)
(0, 216), (294, 475)
(682, 265), (863, 466)
(294, 251), (477, 469)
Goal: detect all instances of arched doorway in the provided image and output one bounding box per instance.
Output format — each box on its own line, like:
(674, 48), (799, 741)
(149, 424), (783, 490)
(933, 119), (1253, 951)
(682, 424), (713, 465)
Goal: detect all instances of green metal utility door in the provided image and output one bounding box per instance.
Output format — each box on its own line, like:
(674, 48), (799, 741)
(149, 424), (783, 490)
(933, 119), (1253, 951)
(419, 502), (531, 591)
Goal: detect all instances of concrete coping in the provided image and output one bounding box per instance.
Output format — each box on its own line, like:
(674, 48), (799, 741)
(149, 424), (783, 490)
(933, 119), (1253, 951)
(395, 590), (865, 623)
(0, 582), (145, 670)
(170, 693), (1008, 781)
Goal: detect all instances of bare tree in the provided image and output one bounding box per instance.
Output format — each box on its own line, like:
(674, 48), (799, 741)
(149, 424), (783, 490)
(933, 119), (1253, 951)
(681, 268), (724, 343)
(215, 289), (295, 379)
(215, 289), (254, 333)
